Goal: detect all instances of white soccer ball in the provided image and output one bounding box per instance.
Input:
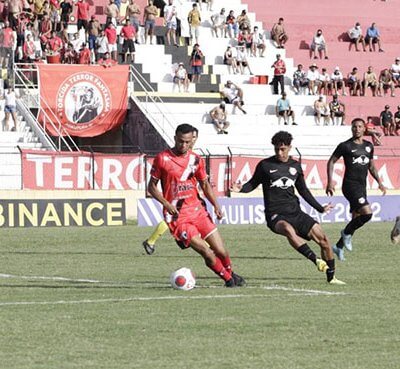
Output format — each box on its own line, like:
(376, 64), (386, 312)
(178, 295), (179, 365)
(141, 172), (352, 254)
(170, 267), (196, 291)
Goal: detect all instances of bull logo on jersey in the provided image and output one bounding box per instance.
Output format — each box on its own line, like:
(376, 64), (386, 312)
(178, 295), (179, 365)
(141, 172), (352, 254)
(270, 177), (295, 189)
(352, 155), (369, 165)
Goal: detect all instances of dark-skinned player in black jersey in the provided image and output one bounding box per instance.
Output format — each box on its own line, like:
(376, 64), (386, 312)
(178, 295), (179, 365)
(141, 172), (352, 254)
(231, 131), (345, 285)
(326, 118), (386, 261)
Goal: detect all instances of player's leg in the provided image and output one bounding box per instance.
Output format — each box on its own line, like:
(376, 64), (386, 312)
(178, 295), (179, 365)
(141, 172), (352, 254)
(391, 216), (400, 244)
(142, 220), (169, 255)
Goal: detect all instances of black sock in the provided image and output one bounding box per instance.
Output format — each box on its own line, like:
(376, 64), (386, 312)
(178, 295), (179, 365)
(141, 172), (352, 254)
(344, 214), (372, 235)
(336, 237), (344, 249)
(297, 244), (317, 264)
(326, 259), (335, 282)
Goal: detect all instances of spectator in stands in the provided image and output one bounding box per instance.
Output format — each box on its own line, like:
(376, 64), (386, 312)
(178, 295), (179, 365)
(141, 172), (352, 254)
(105, 0), (119, 27)
(210, 102), (230, 134)
(329, 94), (345, 125)
(235, 44), (252, 75)
(120, 18), (136, 63)
(365, 22), (383, 52)
(314, 95), (330, 125)
(379, 68), (395, 97)
(173, 62), (189, 92)
(348, 22), (366, 52)
(49, 0), (61, 31)
(45, 30), (63, 54)
(98, 51), (117, 67)
(221, 80), (246, 114)
(78, 42), (90, 64)
(88, 15), (102, 63)
(126, 0), (141, 35)
(164, 0), (178, 46)
(318, 67), (332, 95)
(347, 67), (363, 96)
(39, 12), (52, 50)
(1, 86), (18, 131)
(271, 53), (286, 95)
(292, 64), (308, 95)
(271, 17), (288, 49)
(189, 43), (203, 83)
(188, 3), (201, 46)
(390, 57), (400, 88)
(251, 26), (265, 57)
(23, 33), (37, 61)
(211, 8), (225, 38)
(95, 29), (109, 61)
(143, 0), (158, 45)
(310, 29), (328, 59)
(60, 0), (72, 25)
(394, 106), (400, 135)
(225, 10), (238, 39)
(237, 9), (250, 31)
(276, 92), (296, 125)
(223, 45), (238, 74)
(237, 29), (252, 56)
(75, 0), (89, 32)
(63, 42), (77, 63)
(104, 22), (118, 61)
(365, 116), (383, 145)
(307, 63), (320, 95)
(331, 66), (346, 96)
(380, 105), (394, 136)
(363, 66), (379, 96)
(0, 20), (15, 69)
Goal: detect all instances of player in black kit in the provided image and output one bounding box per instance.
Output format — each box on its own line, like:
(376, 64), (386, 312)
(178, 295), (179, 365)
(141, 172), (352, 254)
(231, 131), (345, 285)
(326, 118), (386, 261)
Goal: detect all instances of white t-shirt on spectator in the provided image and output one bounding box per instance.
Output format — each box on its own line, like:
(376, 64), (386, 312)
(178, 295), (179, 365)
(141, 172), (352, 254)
(307, 70), (320, 81)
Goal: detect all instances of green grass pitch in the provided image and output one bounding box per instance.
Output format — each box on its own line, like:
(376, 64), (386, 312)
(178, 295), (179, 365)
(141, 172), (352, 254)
(0, 222), (399, 369)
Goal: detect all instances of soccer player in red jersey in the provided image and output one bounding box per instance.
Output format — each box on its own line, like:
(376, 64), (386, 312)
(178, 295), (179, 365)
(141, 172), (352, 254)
(148, 124), (245, 287)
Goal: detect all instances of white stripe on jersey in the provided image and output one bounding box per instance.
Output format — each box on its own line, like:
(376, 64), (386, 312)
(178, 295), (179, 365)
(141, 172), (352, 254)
(180, 154), (196, 181)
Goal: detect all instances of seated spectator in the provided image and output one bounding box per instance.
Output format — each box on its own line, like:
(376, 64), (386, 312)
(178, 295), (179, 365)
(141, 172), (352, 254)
(225, 10), (239, 39)
(211, 8), (226, 38)
(63, 42), (77, 64)
(365, 22), (383, 52)
(271, 17), (288, 49)
(347, 22), (366, 52)
(189, 43), (203, 83)
(310, 29), (328, 59)
(314, 95), (330, 125)
(331, 66), (346, 96)
(347, 67), (363, 96)
(363, 66), (379, 96)
(318, 67), (332, 95)
(45, 30), (64, 55)
(237, 9), (250, 31)
(235, 44), (253, 75)
(237, 29), (252, 56)
(365, 116), (383, 145)
(78, 42), (91, 64)
(394, 106), (400, 135)
(379, 68), (395, 97)
(98, 52), (118, 67)
(223, 45), (238, 74)
(221, 80), (246, 114)
(276, 92), (296, 125)
(251, 26), (265, 57)
(390, 57), (400, 88)
(173, 62), (189, 92)
(329, 94), (345, 126)
(380, 105), (394, 136)
(210, 102), (230, 134)
(307, 63), (320, 95)
(292, 64), (308, 95)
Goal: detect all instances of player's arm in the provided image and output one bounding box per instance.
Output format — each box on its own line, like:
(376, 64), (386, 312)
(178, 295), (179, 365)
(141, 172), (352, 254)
(368, 159), (386, 195)
(199, 178), (223, 219)
(326, 151), (340, 196)
(147, 177), (178, 215)
(295, 172), (329, 213)
(230, 161), (263, 193)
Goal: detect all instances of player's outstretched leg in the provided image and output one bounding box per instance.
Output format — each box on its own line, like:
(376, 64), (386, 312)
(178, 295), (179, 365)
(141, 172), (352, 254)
(391, 216), (400, 244)
(142, 221), (169, 255)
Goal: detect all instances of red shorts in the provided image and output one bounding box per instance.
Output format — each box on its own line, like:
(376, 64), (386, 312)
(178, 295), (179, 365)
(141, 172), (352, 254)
(168, 208), (217, 249)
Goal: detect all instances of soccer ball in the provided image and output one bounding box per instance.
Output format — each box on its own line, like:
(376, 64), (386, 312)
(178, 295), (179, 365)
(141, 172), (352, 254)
(170, 267), (196, 291)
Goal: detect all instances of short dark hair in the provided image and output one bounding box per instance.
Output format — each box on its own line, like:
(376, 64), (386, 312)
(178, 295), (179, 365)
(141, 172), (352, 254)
(271, 131), (293, 146)
(176, 123), (193, 135)
(192, 126), (199, 135)
(351, 118), (365, 126)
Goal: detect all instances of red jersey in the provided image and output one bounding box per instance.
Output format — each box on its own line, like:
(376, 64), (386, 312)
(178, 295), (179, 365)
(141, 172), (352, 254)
(151, 149), (207, 220)
(104, 27), (117, 44)
(2, 27), (14, 48)
(273, 59), (286, 76)
(78, 47), (91, 64)
(120, 25), (136, 40)
(76, 1), (89, 20)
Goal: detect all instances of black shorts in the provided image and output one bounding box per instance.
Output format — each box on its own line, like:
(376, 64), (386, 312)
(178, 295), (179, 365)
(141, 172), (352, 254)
(266, 210), (317, 241)
(122, 39), (135, 53)
(278, 110), (293, 116)
(332, 111), (344, 117)
(342, 182), (368, 212)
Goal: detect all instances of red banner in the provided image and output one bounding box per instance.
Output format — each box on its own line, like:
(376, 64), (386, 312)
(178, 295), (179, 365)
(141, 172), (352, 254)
(37, 64), (129, 137)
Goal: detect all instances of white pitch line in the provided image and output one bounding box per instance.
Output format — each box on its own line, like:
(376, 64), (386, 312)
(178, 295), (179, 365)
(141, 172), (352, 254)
(0, 273), (102, 284)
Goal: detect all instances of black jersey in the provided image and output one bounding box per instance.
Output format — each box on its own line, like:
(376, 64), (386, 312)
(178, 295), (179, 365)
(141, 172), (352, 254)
(332, 138), (374, 187)
(240, 156), (324, 215)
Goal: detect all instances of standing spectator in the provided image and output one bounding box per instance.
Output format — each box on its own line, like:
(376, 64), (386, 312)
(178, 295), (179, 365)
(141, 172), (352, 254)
(380, 105), (394, 136)
(292, 64), (308, 95)
(45, 30), (63, 54)
(347, 67), (363, 96)
(164, 0), (178, 46)
(2, 86), (18, 131)
(318, 67), (332, 95)
(223, 45), (238, 74)
(363, 66), (379, 96)
(276, 92), (296, 125)
(39, 12), (52, 50)
(189, 43), (203, 83)
(105, 0), (119, 27)
(70, 31), (82, 53)
(390, 57), (400, 88)
(331, 66), (346, 96)
(365, 22), (383, 52)
(310, 29), (328, 59)
(78, 42), (90, 64)
(75, 0), (89, 32)
(187, 3), (201, 46)
(120, 18), (136, 63)
(221, 80), (246, 114)
(210, 7), (225, 38)
(271, 53), (286, 95)
(329, 94), (346, 126)
(88, 15), (102, 64)
(95, 30), (109, 61)
(210, 102), (230, 134)
(236, 9), (250, 31)
(394, 106), (400, 135)
(23, 33), (37, 61)
(0, 20), (15, 69)
(251, 26), (265, 57)
(314, 95), (330, 125)
(225, 10), (238, 39)
(271, 17), (288, 49)
(104, 22), (117, 61)
(365, 116), (383, 145)
(378, 68), (395, 97)
(143, 0), (158, 45)
(235, 44), (252, 75)
(126, 0), (141, 35)
(307, 63), (320, 95)
(60, 0), (72, 25)
(347, 22), (366, 52)
(172, 62), (189, 92)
